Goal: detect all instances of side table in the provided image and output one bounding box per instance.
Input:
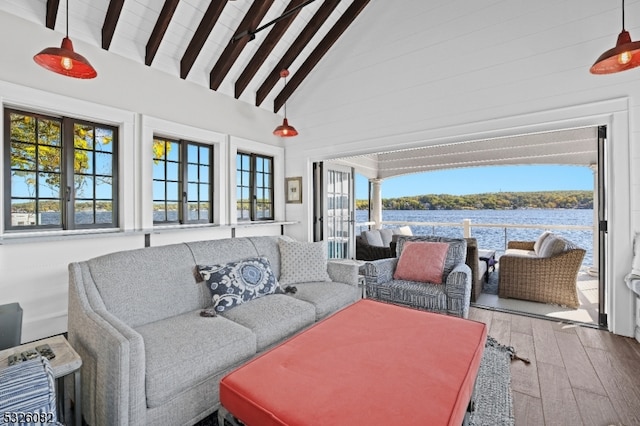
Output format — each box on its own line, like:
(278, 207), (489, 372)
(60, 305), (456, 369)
(0, 335), (82, 426)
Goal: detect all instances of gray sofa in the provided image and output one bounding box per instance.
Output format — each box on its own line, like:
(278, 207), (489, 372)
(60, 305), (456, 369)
(67, 236), (360, 426)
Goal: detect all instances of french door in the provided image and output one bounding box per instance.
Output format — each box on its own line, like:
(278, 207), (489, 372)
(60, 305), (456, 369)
(312, 162), (355, 259)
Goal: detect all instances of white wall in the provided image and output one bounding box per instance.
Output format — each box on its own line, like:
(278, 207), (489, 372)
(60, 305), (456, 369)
(0, 10), (287, 342)
(280, 0), (639, 336)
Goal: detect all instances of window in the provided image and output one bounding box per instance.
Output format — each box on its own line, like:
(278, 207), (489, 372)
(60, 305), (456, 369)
(236, 152), (273, 221)
(152, 136), (213, 224)
(4, 109), (118, 231)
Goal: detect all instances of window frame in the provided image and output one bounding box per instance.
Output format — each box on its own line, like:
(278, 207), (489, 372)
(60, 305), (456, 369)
(4, 108), (119, 232)
(236, 151), (274, 221)
(152, 136), (214, 225)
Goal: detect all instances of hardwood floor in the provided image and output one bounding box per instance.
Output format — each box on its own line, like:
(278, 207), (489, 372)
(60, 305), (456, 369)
(469, 307), (640, 425)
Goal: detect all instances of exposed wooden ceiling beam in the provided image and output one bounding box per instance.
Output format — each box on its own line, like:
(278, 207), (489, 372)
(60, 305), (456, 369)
(210, 0), (276, 91)
(180, 0), (228, 80)
(235, 0), (309, 99)
(255, 0), (341, 107)
(45, 0), (60, 30)
(274, 0), (371, 113)
(145, 0), (180, 66)
(102, 0), (125, 50)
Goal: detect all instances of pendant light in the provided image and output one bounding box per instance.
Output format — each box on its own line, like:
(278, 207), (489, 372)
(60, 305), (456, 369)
(33, 0), (97, 79)
(273, 69), (298, 137)
(590, 0), (640, 74)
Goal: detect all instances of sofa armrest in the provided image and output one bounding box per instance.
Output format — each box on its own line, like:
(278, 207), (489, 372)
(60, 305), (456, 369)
(507, 240), (535, 250)
(327, 261), (360, 286)
(68, 262), (146, 426)
(444, 262), (472, 318)
(362, 258), (398, 286)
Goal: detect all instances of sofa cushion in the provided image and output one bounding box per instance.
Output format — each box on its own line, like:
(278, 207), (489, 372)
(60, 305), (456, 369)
(288, 282), (360, 320)
(220, 294), (315, 351)
(136, 311), (256, 408)
(362, 230), (385, 247)
(278, 240), (331, 285)
(533, 231), (552, 255)
(198, 257), (282, 313)
(393, 241), (449, 284)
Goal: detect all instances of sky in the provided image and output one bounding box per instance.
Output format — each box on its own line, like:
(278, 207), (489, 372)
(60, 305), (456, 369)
(355, 165), (594, 199)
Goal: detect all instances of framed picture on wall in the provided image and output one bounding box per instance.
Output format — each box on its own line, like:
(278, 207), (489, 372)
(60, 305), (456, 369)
(285, 177), (302, 203)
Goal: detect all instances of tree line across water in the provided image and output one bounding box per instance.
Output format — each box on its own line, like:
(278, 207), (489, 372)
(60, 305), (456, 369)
(355, 190), (593, 210)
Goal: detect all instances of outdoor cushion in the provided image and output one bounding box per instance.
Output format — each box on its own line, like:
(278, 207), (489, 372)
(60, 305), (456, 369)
(504, 248), (537, 258)
(533, 231), (552, 255)
(393, 241), (449, 284)
(538, 234), (571, 258)
(379, 229), (394, 247)
(136, 310), (256, 408)
(363, 230), (385, 247)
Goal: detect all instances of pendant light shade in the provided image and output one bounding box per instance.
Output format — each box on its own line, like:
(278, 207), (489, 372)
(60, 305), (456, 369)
(34, 37), (97, 79)
(591, 0), (640, 74)
(273, 69), (298, 137)
(33, 0), (97, 79)
(273, 118), (298, 137)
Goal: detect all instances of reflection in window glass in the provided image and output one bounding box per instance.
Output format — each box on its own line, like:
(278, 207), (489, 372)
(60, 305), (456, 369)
(152, 137), (212, 224)
(236, 152), (273, 221)
(5, 110), (117, 231)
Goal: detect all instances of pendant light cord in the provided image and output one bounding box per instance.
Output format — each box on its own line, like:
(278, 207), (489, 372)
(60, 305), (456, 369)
(622, 0), (626, 30)
(66, 0), (69, 38)
(283, 73), (288, 118)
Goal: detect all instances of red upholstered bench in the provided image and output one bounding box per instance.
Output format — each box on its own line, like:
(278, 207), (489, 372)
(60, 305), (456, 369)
(220, 299), (487, 426)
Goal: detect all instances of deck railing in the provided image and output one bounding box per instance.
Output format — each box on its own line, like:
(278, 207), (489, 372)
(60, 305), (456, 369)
(356, 219), (594, 264)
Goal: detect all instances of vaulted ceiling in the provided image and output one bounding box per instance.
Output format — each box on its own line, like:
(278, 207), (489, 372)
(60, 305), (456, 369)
(0, 0), (370, 113)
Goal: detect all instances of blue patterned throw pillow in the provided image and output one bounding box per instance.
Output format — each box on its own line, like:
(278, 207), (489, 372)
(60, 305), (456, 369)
(198, 257), (282, 313)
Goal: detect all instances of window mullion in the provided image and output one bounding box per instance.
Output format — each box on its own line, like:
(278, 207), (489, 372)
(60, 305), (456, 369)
(180, 140), (187, 224)
(62, 118), (75, 230)
(250, 154), (256, 221)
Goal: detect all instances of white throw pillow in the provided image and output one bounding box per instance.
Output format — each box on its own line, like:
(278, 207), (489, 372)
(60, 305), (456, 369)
(278, 240), (331, 285)
(394, 226), (413, 236)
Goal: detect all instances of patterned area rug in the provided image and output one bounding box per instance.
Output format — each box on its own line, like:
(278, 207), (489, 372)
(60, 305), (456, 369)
(194, 335), (515, 426)
(468, 336), (515, 425)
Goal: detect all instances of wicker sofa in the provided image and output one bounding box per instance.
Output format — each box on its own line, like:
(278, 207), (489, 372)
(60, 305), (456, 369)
(498, 231), (585, 308)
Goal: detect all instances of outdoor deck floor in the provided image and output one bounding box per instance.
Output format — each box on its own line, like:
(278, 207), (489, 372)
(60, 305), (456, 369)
(474, 265), (599, 326)
(469, 307), (640, 425)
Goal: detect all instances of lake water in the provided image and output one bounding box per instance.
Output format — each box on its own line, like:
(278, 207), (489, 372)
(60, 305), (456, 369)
(356, 209), (594, 266)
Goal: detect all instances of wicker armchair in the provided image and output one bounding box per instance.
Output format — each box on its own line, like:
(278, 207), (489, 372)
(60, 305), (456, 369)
(498, 239), (585, 308)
